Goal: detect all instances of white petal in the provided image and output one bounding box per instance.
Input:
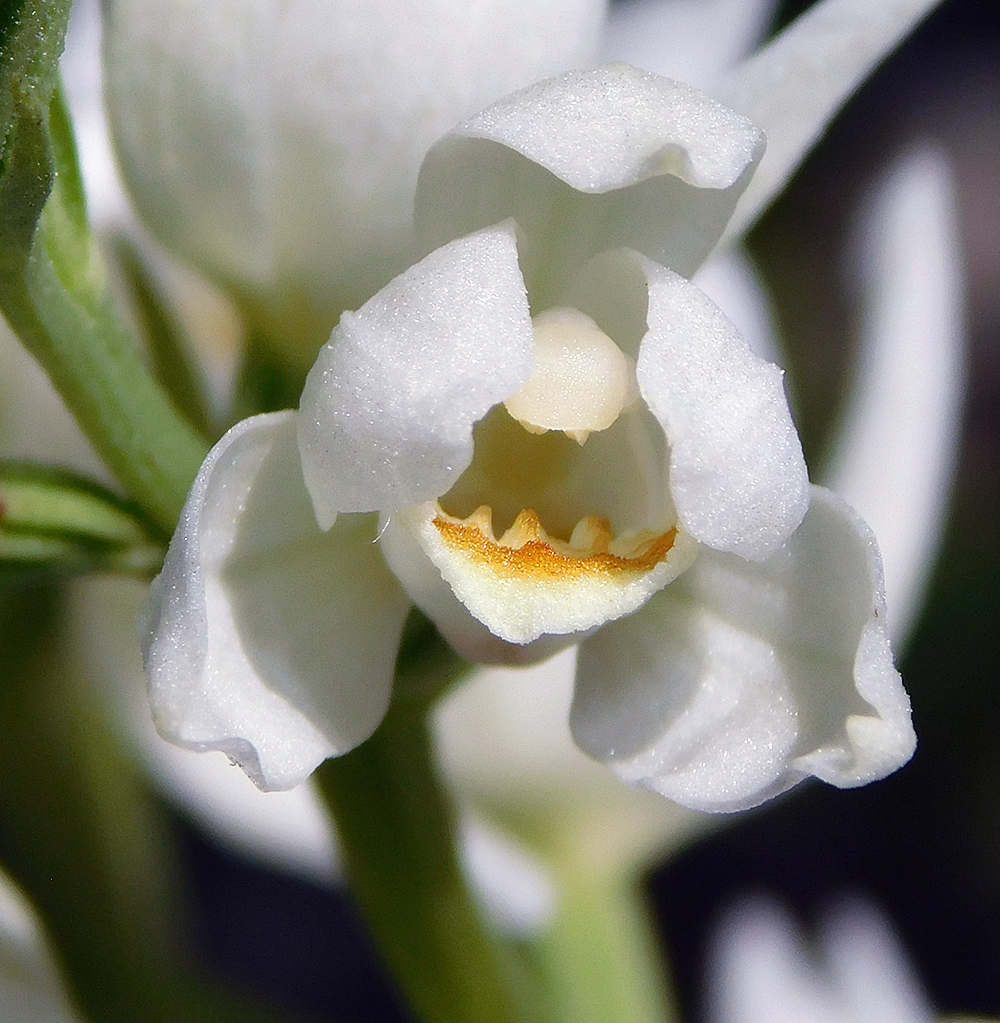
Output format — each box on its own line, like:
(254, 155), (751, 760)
(601, 0), (775, 89)
(416, 65), (764, 307)
(825, 148), (964, 649)
(571, 486), (914, 812)
(591, 250), (807, 559)
(718, 0), (944, 238)
(297, 224), (533, 526)
(103, 0), (606, 342)
(142, 412), (411, 790)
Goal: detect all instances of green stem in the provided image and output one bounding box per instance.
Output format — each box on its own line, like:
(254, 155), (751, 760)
(1, 87), (207, 537)
(529, 866), (679, 1023)
(0, 584), (303, 1023)
(315, 618), (539, 1023)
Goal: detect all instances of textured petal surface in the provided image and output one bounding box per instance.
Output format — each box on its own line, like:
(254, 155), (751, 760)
(825, 148), (964, 648)
(142, 412), (411, 790)
(103, 0), (606, 338)
(718, 0), (943, 238)
(416, 65), (764, 307)
(297, 224), (533, 525)
(570, 486), (914, 812)
(578, 249), (807, 560)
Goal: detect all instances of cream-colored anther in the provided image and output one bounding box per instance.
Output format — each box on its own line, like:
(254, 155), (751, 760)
(504, 308), (638, 444)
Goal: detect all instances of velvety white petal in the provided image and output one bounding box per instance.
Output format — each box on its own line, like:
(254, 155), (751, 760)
(297, 224), (533, 526)
(718, 0), (944, 238)
(142, 412), (411, 790)
(378, 507), (612, 666)
(579, 249), (806, 559)
(570, 486), (914, 812)
(825, 148), (964, 649)
(103, 0), (605, 345)
(416, 65), (764, 307)
(601, 0), (775, 89)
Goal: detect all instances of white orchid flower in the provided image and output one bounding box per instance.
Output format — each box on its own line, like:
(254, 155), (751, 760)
(101, 0), (607, 361)
(141, 53), (920, 813)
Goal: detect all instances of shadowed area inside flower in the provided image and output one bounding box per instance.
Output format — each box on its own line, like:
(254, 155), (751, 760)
(384, 304), (699, 645)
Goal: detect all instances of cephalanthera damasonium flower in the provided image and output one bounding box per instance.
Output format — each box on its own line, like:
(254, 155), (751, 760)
(141, 63), (916, 812)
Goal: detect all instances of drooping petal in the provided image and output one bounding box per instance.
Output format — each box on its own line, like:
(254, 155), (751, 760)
(570, 486), (914, 812)
(567, 248), (808, 560)
(601, 0), (775, 89)
(718, 0), (944, 238)
(825, 147), (964, 649)
(142, 412), (411, 790)
(297, 223), (533, 528)
(415, 65), (764, 307)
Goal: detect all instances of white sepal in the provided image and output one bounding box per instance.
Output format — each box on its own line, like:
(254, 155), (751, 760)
(570, 485), (913, 812)
(416, 65), (764, 306)
(142, 412), (411, 790)
(719, 0), (944, 239)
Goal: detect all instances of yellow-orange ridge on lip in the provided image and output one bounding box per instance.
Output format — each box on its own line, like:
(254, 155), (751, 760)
(432, 506), (678, 582)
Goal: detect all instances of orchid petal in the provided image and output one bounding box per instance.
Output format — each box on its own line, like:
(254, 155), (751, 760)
(568, 249), (808, 559)
(718, 0), (943, 238)
(825, 147), (964, 649)
(142, 412), (411, 790)
(297, 223), (533, 526)
(602, 0), (775, 89)
(416, 65), (764, 307)
(103, 0), (606, 334)
(570, 486), (914, 812)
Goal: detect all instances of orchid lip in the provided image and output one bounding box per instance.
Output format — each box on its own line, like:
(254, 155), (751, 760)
(398, 499), (699, 645)
(433, 504), (680, 576)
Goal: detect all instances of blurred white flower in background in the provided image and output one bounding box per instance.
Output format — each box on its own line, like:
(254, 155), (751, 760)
(706, 895), (994, 1023)
(0, 869), (83, 1023)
